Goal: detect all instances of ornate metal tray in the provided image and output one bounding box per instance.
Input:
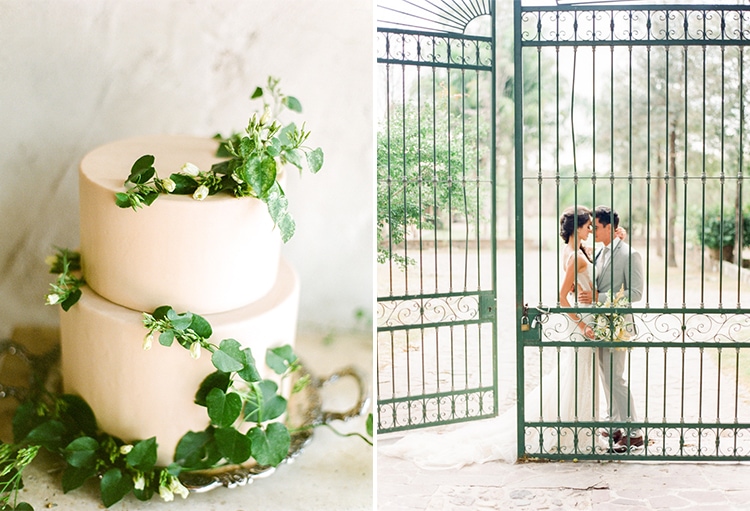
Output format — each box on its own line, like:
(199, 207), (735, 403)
(0, 339), (370, 493)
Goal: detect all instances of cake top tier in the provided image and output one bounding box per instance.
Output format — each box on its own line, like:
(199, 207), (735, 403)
(79, 135), (281, 314)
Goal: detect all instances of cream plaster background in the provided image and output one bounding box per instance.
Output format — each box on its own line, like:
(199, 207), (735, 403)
(0, 0), (374, 337)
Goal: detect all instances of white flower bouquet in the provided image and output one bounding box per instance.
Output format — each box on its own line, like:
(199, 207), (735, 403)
(591, 284), (633, 342)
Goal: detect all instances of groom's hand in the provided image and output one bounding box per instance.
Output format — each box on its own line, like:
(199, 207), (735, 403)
(578, 289), (593, 304)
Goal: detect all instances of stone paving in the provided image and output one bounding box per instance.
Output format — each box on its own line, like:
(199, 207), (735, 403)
(378, 441), (750, 510)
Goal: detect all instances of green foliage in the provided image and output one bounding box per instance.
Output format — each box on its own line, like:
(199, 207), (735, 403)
(691, 206), (750, 250)
(377, 74), (488, 268)
(115, 76), (323, 243)
(142, 305), (303, 481)
(5, 306), (313, 507)
(44, 248), (85, 311)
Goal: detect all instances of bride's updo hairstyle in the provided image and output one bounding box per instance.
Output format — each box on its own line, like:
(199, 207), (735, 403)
(560, 206), (592, 243)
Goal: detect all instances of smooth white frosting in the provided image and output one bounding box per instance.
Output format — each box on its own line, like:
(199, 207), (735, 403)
(60, 259), (299, 466)
(79, 135), (281, 314)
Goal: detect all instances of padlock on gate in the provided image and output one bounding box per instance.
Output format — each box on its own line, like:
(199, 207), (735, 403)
(520, 315), (530, 332)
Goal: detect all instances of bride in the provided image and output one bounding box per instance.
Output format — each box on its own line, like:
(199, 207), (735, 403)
(379, 206), (601, 468)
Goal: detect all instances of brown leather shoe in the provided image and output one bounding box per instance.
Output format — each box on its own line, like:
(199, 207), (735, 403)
(609, 435), (643, 454)
(600, 429), (623, 443)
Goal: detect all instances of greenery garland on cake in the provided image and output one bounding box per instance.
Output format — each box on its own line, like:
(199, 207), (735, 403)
(114, 76), (323, 244)
(4, 250), (373, 510)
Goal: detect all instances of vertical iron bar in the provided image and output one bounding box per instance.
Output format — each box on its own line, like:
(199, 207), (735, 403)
(514, 0), (526, 459)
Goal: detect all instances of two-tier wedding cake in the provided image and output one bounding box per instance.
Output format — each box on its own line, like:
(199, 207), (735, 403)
(59, 135), (299, 466)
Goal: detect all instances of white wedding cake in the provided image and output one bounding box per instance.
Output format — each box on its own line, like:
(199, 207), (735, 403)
(59, 135), (299, 466)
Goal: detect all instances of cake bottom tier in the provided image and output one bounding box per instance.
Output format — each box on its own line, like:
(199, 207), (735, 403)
(60, 259), (299, 466)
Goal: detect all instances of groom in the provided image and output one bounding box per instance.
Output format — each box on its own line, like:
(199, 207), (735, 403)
(583, 206), (645, 453)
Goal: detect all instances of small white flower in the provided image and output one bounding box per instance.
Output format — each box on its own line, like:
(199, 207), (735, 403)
(161, 178), (176, 193)
(159, 485), (174, 502)
(120, 444), (133, 455)
(192, 184), (209, 201)
(143, 334), (154, 351)
(170, 477), (189, 499)
(181, 162), (200, 176)
(190, 342), (201, 360)
(133, 474), (146, 491)
(46, 293), (61, 305)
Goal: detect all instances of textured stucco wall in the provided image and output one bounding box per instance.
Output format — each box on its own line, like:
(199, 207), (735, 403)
(0, 0), (374, 336)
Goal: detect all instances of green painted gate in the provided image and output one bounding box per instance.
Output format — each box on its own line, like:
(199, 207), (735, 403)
(376, 0), (499, 432)
(515, 1), (750, 460)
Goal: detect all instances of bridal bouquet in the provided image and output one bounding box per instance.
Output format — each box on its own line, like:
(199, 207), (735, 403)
(591, 284), (632, 342)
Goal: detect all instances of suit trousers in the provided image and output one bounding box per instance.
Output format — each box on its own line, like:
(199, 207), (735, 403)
(597, 347), (641, 437)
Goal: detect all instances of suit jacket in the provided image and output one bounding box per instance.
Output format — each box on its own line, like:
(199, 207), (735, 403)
(595, 238), (644, 305)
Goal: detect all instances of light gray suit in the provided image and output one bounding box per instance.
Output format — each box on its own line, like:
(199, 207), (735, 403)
(595, 238), (644, 436)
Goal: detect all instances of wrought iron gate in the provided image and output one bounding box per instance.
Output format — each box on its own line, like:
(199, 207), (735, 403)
(515, 1), (750, 460)
(376, 0), (498, 432)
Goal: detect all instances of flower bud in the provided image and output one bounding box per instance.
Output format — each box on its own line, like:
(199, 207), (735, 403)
(161, 178), (176, 193)
(193, 184), (209, 201)
(143, 334), (154, 351)
(190, 342), (201, 360)
(133, 474), (146, 491)
(120, 444), (133, 455)
(259, 108), (270, 126)
(46, 293), (61, 305)
(181, 162), (200, 177)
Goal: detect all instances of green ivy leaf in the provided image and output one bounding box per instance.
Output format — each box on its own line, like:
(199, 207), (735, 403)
(244, 380), (287, 422)
(11, 503), (34, 511)
(169, 173), (199, 194)
(248, 423), (290, 466)
(206, 388), (242, 428)
(25, 420), (66, 451)
(128, 155), (155, 184)
(267, 138), (282, 157)
(64, 436), (99, 468)
(132, 483), (155, 502)
(174, 429), (221, 470)
(189, 313), (212, 339)
(241, 155), (277, 198)
(159, 330), (175, 347)
(152, 305), (172, 320)
(237, 348), (261, 383)
(195, 371), (231, 406)
(282, 95), (302, 113)
(12, 402), (43, 443)
(167, 309), (193, 331)
(114, 192), (131, 208)
(61, 289), (82, 311)
(61, 394), (98, 437)
(211, 339), (245, 373)
(61, 465), (97, 494)
(265, 184), (295, 243)
(283, 148), (304, 170)
(126, 437), (158, 471)
(214, 427), (252, 464)
(143, 190), (160, 206)
(250, 86), (264, 99)
(100, 468), (133, 508)
(278, 122), (296, 147)
(366, 413), (373, 437)
(307, 147), (324, 173)
(266, 345), (298, 375)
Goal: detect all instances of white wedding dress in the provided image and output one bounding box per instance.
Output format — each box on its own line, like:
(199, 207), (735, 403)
(380, 249), (599, 469)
